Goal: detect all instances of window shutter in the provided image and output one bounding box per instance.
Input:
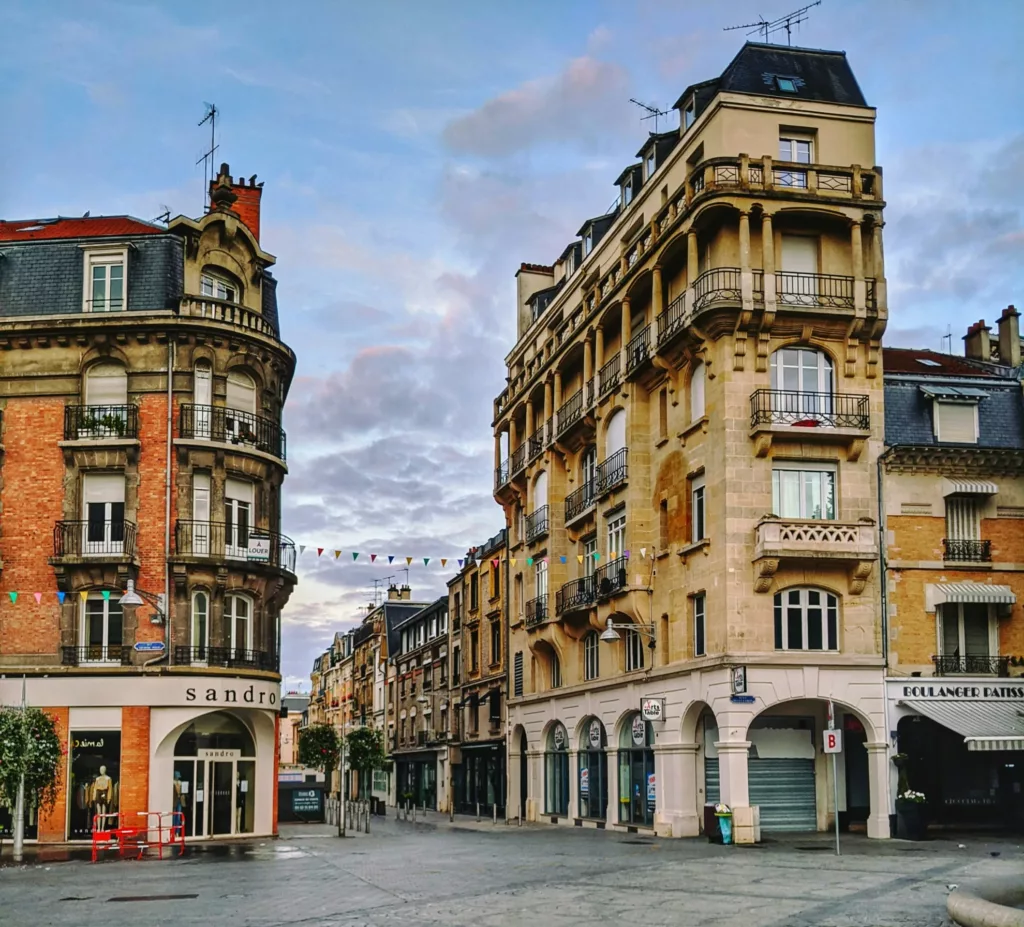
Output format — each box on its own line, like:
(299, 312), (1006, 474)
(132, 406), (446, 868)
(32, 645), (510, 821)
(86, 364), (128, 405)
(226, 371), (256, 413)
(935, 402), (977, 443)
(513, 651), (524, 697)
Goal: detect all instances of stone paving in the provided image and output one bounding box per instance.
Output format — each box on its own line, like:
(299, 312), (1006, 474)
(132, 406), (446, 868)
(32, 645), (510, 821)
(1, 813), (1021, 926)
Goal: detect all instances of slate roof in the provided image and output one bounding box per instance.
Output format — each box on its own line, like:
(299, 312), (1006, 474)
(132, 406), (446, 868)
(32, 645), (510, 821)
(0, 216), (165, 241)
(673, 42), (868, 112)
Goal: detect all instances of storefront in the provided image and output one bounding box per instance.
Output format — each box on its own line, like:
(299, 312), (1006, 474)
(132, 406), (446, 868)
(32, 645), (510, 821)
(544, 723), (569, 816)
(0, 675), (279, 843)
(618, 713), (655, 827)
(888, 678), (1024, 831)
(454, 741), (505, 816)
(395, 752), (439, 809)
(577, 717), (608, 820)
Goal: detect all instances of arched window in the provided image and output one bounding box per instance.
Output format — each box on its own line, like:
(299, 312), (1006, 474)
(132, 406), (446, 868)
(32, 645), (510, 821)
(690, 361), (706, 421)
(550, 650), (562, 689)
(81, 363), (129, 438)
(226, 593), (253, 655)
(584, 631), (600, 681)
(771, 346), (833, 394)
(200, 269), (239, 303)
(773, 588), (839, 651)
(618, 713), (655, 826)
(533, 470), (548, 510)
(191, 590), (209, 658)
(605, 410), (626, 457)
(191, 361), (213, 439)
(544, 723), (569, 816)
(578, 718), (608, 820)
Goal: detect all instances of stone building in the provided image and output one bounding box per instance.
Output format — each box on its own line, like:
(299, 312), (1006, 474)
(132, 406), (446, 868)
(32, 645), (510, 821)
(447, 529), (508, 817)
(0, 163), (296, 842)
(492, 42), (890, 840)
(882, 309), (1024, 831)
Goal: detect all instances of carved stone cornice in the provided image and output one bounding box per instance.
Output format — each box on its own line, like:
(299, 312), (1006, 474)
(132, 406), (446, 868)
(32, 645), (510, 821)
(884, 445), (1024, 477)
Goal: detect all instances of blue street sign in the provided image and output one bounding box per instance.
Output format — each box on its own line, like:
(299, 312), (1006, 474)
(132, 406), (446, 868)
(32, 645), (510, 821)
(134, 641), (166, 653)
(729, 694), (755, 704)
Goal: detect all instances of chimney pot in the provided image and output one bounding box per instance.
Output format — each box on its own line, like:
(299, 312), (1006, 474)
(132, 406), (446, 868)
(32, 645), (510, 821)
(963, 319), (992, 361)
(997, 304), (1022, 368)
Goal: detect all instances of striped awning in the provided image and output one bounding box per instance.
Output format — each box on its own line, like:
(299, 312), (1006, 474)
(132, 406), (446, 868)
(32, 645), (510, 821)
(942, 478), (999, 496)
(902, 699), (1024, 752)
(933, 582), (1016, 605)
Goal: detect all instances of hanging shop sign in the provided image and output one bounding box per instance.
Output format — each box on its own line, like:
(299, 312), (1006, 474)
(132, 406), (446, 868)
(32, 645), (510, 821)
(641, 698), (665, 722)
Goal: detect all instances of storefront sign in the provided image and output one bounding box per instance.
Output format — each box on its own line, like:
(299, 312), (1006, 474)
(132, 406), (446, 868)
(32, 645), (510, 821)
(552, 723), (567, 750)
(900, 683), (1024, 701)
(134, 641), (165, 653)
(580, 768), (589, 796)
(823, 730), (843, 754)
(198, 749), (241, 760)
(588, 719), (602, 749)
(278, 772), (304, 783)
(292, 790), (321, 814)
(641, 698), (665, 722)
(248, 535), (271, 562)
(731, 666), (747, 695)
(631, 715), (646, 746)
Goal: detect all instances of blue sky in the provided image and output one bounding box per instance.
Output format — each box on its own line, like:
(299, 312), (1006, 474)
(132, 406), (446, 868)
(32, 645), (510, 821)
(2, 0), (1022, 688)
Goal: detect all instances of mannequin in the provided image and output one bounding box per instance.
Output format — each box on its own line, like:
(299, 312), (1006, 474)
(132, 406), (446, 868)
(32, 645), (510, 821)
(89, 765), (114, 829)
(236, 771), (246, 833)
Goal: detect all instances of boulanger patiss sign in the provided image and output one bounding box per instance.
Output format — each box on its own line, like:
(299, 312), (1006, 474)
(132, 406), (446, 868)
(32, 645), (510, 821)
(901, 683), (1024, 700)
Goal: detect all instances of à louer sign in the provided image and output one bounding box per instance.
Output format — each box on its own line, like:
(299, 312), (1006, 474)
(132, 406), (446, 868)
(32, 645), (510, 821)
(901, 683), (1024, 700)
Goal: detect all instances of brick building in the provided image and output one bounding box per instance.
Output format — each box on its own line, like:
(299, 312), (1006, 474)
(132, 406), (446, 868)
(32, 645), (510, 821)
(882, 309), (1024, 831)
(0, 163), (297, 842)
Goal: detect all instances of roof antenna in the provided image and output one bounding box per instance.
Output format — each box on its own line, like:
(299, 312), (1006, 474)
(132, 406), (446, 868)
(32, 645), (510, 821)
(196, 102), (219, 214)
(152, 205), (171, 225)
(724, 1), (821, 45)
(629, 98), (671, 134)
(370, 578), (385, 606)
(941, 324), (952, 354)
(399, 567), (410, 585)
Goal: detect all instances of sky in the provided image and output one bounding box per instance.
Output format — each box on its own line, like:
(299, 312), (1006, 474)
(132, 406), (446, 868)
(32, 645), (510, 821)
(1, 0), (1022, 689)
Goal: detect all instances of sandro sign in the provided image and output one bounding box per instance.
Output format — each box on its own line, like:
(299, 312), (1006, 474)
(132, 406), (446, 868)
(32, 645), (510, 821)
(186, 683), (279, 706)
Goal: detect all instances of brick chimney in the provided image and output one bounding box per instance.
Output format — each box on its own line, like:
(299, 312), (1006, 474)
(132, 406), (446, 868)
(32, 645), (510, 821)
(963, 319), (992, 361)
(399, 584), (412, 601)
(997, 305), (1021, 368)
(208, 162), (264, 241)
(387, 584), (400, 601)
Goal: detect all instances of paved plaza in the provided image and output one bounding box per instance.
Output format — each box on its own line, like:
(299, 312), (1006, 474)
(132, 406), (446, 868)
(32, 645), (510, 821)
(1, 815), (1021, 926)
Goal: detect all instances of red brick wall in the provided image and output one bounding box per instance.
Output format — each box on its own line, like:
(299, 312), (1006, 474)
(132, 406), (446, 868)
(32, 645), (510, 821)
(134, 393), (173, 640)
(37, 707), (70, 842)
(120, 707), (151, 821)
(0, 399), (65, 654)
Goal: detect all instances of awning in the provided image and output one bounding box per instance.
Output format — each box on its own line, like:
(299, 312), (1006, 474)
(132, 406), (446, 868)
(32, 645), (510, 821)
(919, 385), (990, 400)
(902, 699), (1024, 752)
(942, 478), (999, 496)
(932, 582), (1016, 605)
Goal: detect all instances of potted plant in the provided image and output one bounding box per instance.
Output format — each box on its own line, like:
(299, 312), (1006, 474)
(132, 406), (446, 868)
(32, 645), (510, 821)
(896, 789), (927, 840)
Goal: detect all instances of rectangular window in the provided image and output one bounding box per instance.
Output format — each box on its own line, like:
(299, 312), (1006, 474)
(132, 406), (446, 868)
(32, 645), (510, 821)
(607, 511), (626, 558)
(941, 603), (991, 658)
(225, 478), (253, 557)
(491, 562), (500, 598)
(934, 402), (979, 444)
(535, 558), (548, 597)
(772, 464), (836, 520)
(622, 178), (633, 207)
(200, 273), (237, 302)
(84, 250), (126, 312)
(946, 496), (981, 541)
(489, 690), (501, 722)
(646, 151), (656, 179)
(490, 620), (501, 665)
(81, 596), (124, 662)
(779, 137), (812, 163)
(659, 498), (669, 551)
(583, 536), (597, 577)
(691, 474), (706, 541)
(470, 574), (479, 610)
(583, 230), (593, 256)
(584, 633), (600, 681)
(625, 629), (645, 672)
(452, 647), (461, 684)
(683, 101), (695, 129)
(693, 593), (706, 657)
(658, 388), (668, 440)
(470, 630), (479, 673)
(82, 472), (126, 555)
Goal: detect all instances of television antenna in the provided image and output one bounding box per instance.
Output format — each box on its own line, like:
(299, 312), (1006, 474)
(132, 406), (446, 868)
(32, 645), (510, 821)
(399, 567), (410, 585)
(941, 324), (953, 354)
(196, 102), (219, 213)
(629, 98), (671, 134)
(370, 578), (385, 606)
(724, 1), (821, 45)
(152, 205), (171, 225)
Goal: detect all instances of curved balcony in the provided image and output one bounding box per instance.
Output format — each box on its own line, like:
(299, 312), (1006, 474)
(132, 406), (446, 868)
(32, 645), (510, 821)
(525, 594), (549, 628)
(525, 505), (549, 544)
(179, 404), (286, 461)
(64, 404), (139, 440)
(556, 576), (595, 615)
(692, 267), (742, 315)
(173, 645), (279, 672)
(174, 520), (297, 575)
(179, 296), (278, 339)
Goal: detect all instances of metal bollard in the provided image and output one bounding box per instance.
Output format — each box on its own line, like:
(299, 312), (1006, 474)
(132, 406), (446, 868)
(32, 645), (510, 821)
(365, 802), (370, 835)
(493, 804), (497, 825)
(518, 814), (522, 827)
(476, 802), (481, 822)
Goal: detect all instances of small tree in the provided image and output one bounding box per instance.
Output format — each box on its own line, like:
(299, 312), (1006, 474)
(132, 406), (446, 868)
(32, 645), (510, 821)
(0, 707), (63, 825)
(297, 723), (341, 777)
(345, 727), (389, 797)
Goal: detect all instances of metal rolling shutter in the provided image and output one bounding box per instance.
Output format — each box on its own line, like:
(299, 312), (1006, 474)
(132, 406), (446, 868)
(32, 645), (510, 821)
(703, 757), (815, 832)
(749, 758), (816, 832)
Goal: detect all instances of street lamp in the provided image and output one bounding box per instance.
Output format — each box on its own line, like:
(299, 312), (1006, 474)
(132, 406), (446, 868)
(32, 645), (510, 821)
(600, 617), (656, 645)
(119, 580), (167, 624)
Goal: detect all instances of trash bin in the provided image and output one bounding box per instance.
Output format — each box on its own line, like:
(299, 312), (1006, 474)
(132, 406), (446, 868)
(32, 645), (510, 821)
(714, 802), (733, 845)
(704, 803), (722, 844)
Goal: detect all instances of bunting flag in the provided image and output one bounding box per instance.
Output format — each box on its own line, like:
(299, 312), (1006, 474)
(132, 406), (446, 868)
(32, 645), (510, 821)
(559, 556), (566, 564)
(102, 590), (111, 601)
(624, 550), (630, 559)
(510, 558), (517, 567)
(334, 550), (342, 560)
(299, 544), (306, 555)
(34, 592), (42, 604)
(8, 592), (16, 604)
(577, 555), (584, 564)
(79, 590), (89, 602)
(352, 552), (359, 561)
(640, 547), (647, 559)
(610, 551), (617, 560)
(526, 558), (533, 566)
(492, 559), (499, 568)
(593, 552), (600, 561)
(440, 559), (447, 568)
(457, 559), (464, 568)
(57, 591), (66, 605)
(406, 557), (413, 566)
(388, 555), (395, 564)
(370, 554), (377, 563)
(317, 548), (324, 557)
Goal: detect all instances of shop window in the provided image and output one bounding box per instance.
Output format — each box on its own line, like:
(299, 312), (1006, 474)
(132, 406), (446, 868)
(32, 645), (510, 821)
(578, 718), (608, 819)
(69, 730), (122, 839)
(772, 462), (836, 520)
(773, 588), (838, 651)
(618, 713), (655, 827)
(584, 631), (600, 681)
(545, 723), (570, 816)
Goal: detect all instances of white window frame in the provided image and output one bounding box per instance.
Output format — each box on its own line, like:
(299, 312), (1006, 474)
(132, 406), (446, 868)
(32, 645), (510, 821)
(771, 346), (833, 395)
(934, 401), (979, 444)
(771, 460), (837, 520)
(200, 270), (238, 303)
(691, 473), (706, 541)
(607, 511), (626, 558)
(622, 177), (633, 207)
(773, 588), (839, 652)
(565, 249), (575, 278)
(82, 247), (128, 313)
(945, 495), (981, 541)
(584, 631), (599, 681)
(535, 558), (548, 598)
(625, 627), (645, 672)
(81, 472), (126, 555)
(779, 136), (813, 164)
(84, 362), (128, 406)
(583, 230), (593, 257)
(227, 593), (253, 653)
(80, 595), (124, 663)
(693, 593), (706, 657)
(690, 361), (705, 421)
(583, 535), (598, 578)
(683, 100), (695, 130)
(938, 602), (996, 659)
(225, 478), (254, 559)
(645, 151), (656, 180)
(191, 590), (210, 659)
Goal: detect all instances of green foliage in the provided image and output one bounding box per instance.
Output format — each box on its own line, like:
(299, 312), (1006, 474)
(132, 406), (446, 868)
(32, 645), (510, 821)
(345, 727), (389, 775)
(297, 723), (341, 775)
(0, 707), (64, 812)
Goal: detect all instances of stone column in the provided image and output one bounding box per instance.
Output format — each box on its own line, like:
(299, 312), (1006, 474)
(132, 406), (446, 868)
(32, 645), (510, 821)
(653, 742), (700, 838)
(583, 335), (593, 402)
(651, 264), (663, 328)
(595, 327), (605, 371)
(604, 746), (618, 827)
(739, 210), (753, 310)
(716, 740), (757, 844)
(525, 399), (534, 439)
(568, 749), (579, 819)
(494, 433), (502, 471)
(761, 212), (776, 310)
(851, 219), (865, 315)
(686, 230), (699, 316)
(553, 370), (562, 418)
(509, 417), (518, 452)
(871, 222), (887, 314)
(620, 297), (632, 353)
(543, 380), (553, 435)
(865, 741), (891, 840)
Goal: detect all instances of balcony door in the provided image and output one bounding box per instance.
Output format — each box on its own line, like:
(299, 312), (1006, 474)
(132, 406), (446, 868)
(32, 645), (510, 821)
(82, 473), (125, 555)
(192, 472), (211, 555)
(581, 447), (596, 506)
(81, 594), (123, 663)
(227, 594), (253, 657)
(83, 363), (129, 438)
(225, 371), (257, 444)
(780, 235), (819, 306)
(940, 603), (994, 671)
(770, 347), (833, 424)
(225, 479), (253, 559)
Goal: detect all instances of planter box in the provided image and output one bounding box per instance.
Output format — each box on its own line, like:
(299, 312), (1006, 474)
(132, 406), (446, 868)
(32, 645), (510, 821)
(896, 803), (927, 841)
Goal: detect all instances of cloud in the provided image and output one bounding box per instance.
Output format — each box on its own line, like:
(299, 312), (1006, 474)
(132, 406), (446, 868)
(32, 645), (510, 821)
(442, 56), (635, 157)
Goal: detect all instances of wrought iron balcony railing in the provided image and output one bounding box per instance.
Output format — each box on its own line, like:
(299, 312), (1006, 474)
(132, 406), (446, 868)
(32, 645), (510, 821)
(776, 272), (855, 310)
(179, 404), (287, 461)
(692, 267), (742, 314)
(528, 423), (546, 461)
(626, 325), (651, 374)
(495, 458), (510, 489)
(594, 556), (629, 599)
(749, 389), (870, 430)
(175, 520), (297, 573)
(510, 442), (527, 476)
(64, 404), (139, 440)
(596, 447), (628, 495)
(933, 655), (1009, 677)
(525, 505), (550, 544)
(174, 645), (280, 672)
(62, 645), (132, 666)
(525, 594), (549, 628)
(943, 539), (992, 563)
(565, 480), (596, 523)
(657, 293), (686, 346)
(53, 520), (137, 559)
(557, 389), (584, 435)
(599, 354), (621, 395)
(555, 576), (595, 615)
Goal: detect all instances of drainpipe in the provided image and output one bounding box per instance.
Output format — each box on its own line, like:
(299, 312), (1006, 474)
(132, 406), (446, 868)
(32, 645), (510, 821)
(503, 520), (511, 823)
(877, 445), (895, 824)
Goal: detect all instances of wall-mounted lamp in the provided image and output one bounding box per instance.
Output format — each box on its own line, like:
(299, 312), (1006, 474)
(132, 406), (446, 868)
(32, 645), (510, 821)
(119, 579), (167, 625)
(600, 617), (657, 645)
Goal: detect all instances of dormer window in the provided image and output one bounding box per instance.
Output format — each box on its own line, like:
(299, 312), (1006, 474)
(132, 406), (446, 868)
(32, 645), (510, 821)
(583, 230), (593, 257)
(565, 250), (575, 278)
(683, 100), (695, 130)
(622, 177), (633, 207)
(83, 248), (127, 312)
(645, 151), (656, 179)
(201, 271), (237, 303)
(921, 385), (989, 444)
